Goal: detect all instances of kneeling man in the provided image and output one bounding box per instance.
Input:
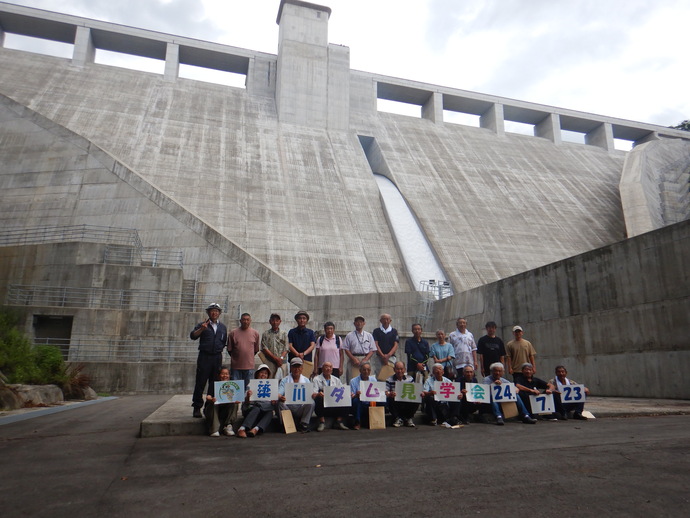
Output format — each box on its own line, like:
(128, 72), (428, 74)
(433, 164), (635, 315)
(548, 365), (590, 420)
(483, 362), (536, 425)
(385, 361), (419, 428)
(312, 361), (350, 431)
(278, 357), (315, 433)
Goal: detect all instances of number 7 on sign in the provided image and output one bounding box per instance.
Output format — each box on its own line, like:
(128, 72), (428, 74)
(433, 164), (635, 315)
(529, 393), (555, 414)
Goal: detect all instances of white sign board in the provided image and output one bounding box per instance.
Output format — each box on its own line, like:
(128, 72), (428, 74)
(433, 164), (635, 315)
(434, 381), (461, 402)
(561, 384), (587, 403)
(214, 380), (244, 404)
(529, 393), (555, 414)
(284, 382), (310, 404)
(394, 381), (423, 403)
(465, 383), (491, 403)
(324, 385), (352, 407)
(248, 379), (279, 402)
(360, 381), (387, 403)
(490, 382), (517, 402)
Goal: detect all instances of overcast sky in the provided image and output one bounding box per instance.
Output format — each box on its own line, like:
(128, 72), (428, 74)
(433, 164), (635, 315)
(3, 0), (688, 128)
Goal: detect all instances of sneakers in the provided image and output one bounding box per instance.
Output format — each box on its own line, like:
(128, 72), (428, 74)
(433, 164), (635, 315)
(223, 426), (235, 436)
(495, 417), (505, 426)
(316, 421), (325, 432)
(334, 420), (350, 430)
(192, 408), (202, 418)
(573, 412), (588, 420)
(210, 431), (220, 437)
(429, 419), (437, 426)
(353, 422), (361, 430)
(299, 423), (310, 433)
(393, 418), (403, 428)
(404, 419), (415, 428)
(441, 421), (452, 428)
(521, 415), (537, 424)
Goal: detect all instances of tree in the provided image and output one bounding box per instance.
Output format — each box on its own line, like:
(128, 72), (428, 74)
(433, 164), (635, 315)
(670, 120), (690, 131)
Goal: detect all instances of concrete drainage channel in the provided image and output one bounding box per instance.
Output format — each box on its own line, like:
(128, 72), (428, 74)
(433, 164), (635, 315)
(0, 396), (119, 425)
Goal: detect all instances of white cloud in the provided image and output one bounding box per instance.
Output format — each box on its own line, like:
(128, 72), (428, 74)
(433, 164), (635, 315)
(3, 0), (688, 126)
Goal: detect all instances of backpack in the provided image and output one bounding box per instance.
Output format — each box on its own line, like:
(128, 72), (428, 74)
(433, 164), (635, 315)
(318, 335), (340, 348)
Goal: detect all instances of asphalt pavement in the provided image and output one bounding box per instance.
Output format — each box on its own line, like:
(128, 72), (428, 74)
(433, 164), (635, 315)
(1, 395), (689, 517)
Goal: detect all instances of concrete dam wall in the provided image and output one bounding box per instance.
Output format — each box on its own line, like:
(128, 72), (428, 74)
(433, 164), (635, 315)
(0, 1), (688, 397)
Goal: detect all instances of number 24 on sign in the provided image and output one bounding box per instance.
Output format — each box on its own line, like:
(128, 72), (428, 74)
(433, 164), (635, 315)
(491, 383), (517, 402)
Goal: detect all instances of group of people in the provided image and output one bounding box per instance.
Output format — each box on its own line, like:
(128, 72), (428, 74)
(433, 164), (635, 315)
(190, 304), (590, 436)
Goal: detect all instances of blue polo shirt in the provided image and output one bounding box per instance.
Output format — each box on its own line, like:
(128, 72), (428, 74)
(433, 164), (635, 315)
(405, 338), (430, 372)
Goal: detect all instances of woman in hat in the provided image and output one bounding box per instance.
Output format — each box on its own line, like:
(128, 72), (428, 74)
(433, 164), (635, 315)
(237, 364), (276, 437)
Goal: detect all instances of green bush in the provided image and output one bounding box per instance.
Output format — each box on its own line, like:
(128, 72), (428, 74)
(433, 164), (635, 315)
(0, 308), (68, 385)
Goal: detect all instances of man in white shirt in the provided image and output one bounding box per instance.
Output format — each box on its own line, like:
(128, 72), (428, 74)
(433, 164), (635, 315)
(342, 315), (376, 383)
(278, 357), (315, 433)
(349, 362), (384, 430)
(312, 361), (350, 431)
(448, 317), (478, 373)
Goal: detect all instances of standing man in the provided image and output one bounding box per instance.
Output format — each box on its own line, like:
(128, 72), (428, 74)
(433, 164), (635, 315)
(372, 313), (399, 376)
(342, 315), (376, 382)
(260, 313), (288, 379)
(448, 317), (478, 374)
(288, 310), (316, 364)
(190, 303), (227, 418)
(476, 321), (507, 378)
(385, 361), (419, 428)
(430, 329), (455, 380)
(227, 312), (261, 386)
(404, 323), (430, 383)
(505, 325), (537, 378)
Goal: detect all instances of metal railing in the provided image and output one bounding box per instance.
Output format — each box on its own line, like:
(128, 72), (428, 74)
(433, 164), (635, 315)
(0, 224), (183, 268)
(104, 245), (184, 268)
(8, 284), (182, 311)
(0, 224), (141, 247)
(7, 284), (230, 314)
(36, 338), (199, 362)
